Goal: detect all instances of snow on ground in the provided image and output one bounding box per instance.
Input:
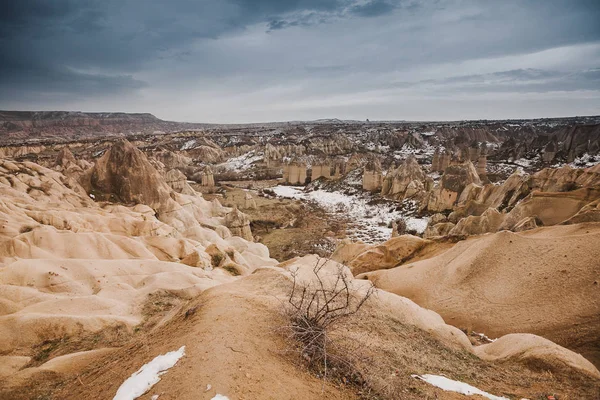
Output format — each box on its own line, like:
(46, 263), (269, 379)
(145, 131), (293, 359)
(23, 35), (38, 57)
(271, 185), (428, 244)
(113, 346), (186, 400)
(393, 143), (437, 161)
(218, 151), (264, 172)
(412, 374), (508, 400)
(472, 331), (497, 343)
(569, 153), (599, 168)
(211, 395), (230, 400)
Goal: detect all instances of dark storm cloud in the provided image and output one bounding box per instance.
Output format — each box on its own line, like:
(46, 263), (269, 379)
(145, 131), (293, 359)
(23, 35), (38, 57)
(0, 0), (599, 120)
(0, 0), (383, 100)
(350, 0), (396, 17)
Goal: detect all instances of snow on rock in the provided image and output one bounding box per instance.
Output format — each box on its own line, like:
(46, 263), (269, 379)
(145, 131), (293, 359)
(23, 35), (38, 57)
(218, 151), (263, 172)
(412, 374), (508, 400)
(113, 346), (186, 400)
(406, 217), (428, 233)
(569, 153), (600, 168)
(180, 139), (197, 151)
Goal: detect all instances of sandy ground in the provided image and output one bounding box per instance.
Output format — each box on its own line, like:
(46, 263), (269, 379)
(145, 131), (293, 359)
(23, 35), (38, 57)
(4, 264), (599, 400)
(359, 223), (600, 369)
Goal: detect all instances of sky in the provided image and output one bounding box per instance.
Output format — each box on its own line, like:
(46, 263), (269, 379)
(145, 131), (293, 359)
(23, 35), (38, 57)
(1, 0), (599, 123)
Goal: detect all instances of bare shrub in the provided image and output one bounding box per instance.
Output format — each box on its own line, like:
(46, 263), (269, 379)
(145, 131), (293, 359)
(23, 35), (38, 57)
(284, 257), (375, 385)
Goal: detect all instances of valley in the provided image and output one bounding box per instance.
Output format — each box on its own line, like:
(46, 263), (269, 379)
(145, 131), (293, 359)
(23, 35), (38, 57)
(0, 111), (599, 399)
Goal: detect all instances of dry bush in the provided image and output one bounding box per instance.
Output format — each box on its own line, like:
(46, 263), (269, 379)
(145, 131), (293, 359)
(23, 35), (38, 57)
(284, 257), (375, 386)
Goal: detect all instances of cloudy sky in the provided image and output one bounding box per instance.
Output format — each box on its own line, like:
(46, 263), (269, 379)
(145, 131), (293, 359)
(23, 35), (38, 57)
(1, 0), (599, 122)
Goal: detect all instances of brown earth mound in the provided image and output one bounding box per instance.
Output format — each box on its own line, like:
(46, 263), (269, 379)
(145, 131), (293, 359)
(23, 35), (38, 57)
(3, 257), (597, 400)
(359, 223), (600, 368)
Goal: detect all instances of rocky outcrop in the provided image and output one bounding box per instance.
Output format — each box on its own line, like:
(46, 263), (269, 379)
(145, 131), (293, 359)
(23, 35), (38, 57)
(501, 188), (600, 230)
(431, 149), (452, 172)
(312, 162), (332, 180)
(331, 235), (429, 275)
(53, 146), (92, 183)
(531, 165), (600, 192)
(559, 123), (600, 161)
(224, 206), (253, 241)
(54, 147), (77, 168)
(476, 155), (487, 177)
(90, 139), (173, 210)
(184, 137), (226, 163)
(283, 161), (307, 185)
(244, 192), (257, 210)
(424, 222), (455, 238)
(381, 156), (428, 200)
(362, 159), (383, 191)
(200, 166), (215, 187)
(424, 163), (600, 237)
(563, 198), (600, 224)
(165, 169), (195, 195)
(306, 134), (354, 155)
(152, 149), (192, 170)
(448, 208), (504, 236)
(422, 162), (481, 212)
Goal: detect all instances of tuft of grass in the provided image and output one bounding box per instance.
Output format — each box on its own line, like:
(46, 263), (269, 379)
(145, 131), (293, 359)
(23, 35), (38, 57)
(19, 225), (35, 234)
(211, 253), (224, 267)
(222, 264), (241, 276)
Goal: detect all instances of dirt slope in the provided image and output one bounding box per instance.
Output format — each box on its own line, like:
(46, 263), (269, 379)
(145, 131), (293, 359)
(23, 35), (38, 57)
(359, 223), (600, 368)
(3, 260), (599, 399)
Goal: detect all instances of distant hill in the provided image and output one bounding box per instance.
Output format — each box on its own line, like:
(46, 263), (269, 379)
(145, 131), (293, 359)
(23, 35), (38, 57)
(0, 110), (209, 144)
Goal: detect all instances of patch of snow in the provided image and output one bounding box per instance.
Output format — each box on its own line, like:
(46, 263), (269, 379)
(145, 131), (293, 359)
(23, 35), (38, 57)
(412, 374), (508, 400)
(211, 395), (230, 400)
(113, 346), (186, 400)
(218, 151), (264, 172)
(392, 142), (436, 160)
(272, 185), (302, 198)
(271, 185), (428, 244)
(512, 154), (540, 169)
(180, 139), (197, 151)
(569, 153), (599, 168)
(406, 217), (428, 233)
(472, 331), (497, 343)
(89, 193), (95, 199)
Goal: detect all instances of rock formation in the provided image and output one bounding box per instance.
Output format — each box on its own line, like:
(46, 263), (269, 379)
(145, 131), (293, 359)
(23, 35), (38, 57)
(476, 155), (487, 177)
(312, 162), (331, 180)
(165, 168), (195, 195)
(431, 149), (452, 172)
(90, 139), (173, 211)
(244, 192), (257, 210)
(200, 166), (215, 187)
(283, 161), (307, 185)
(542, 137), (558, 163)
(421, 161), (481, 212)
(152, 149), (192, 170)
(423, 163), (600, 237)
(362, 159), (383, 191)
(381, 155), (428, 200)
(224, 206), (253, 241)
